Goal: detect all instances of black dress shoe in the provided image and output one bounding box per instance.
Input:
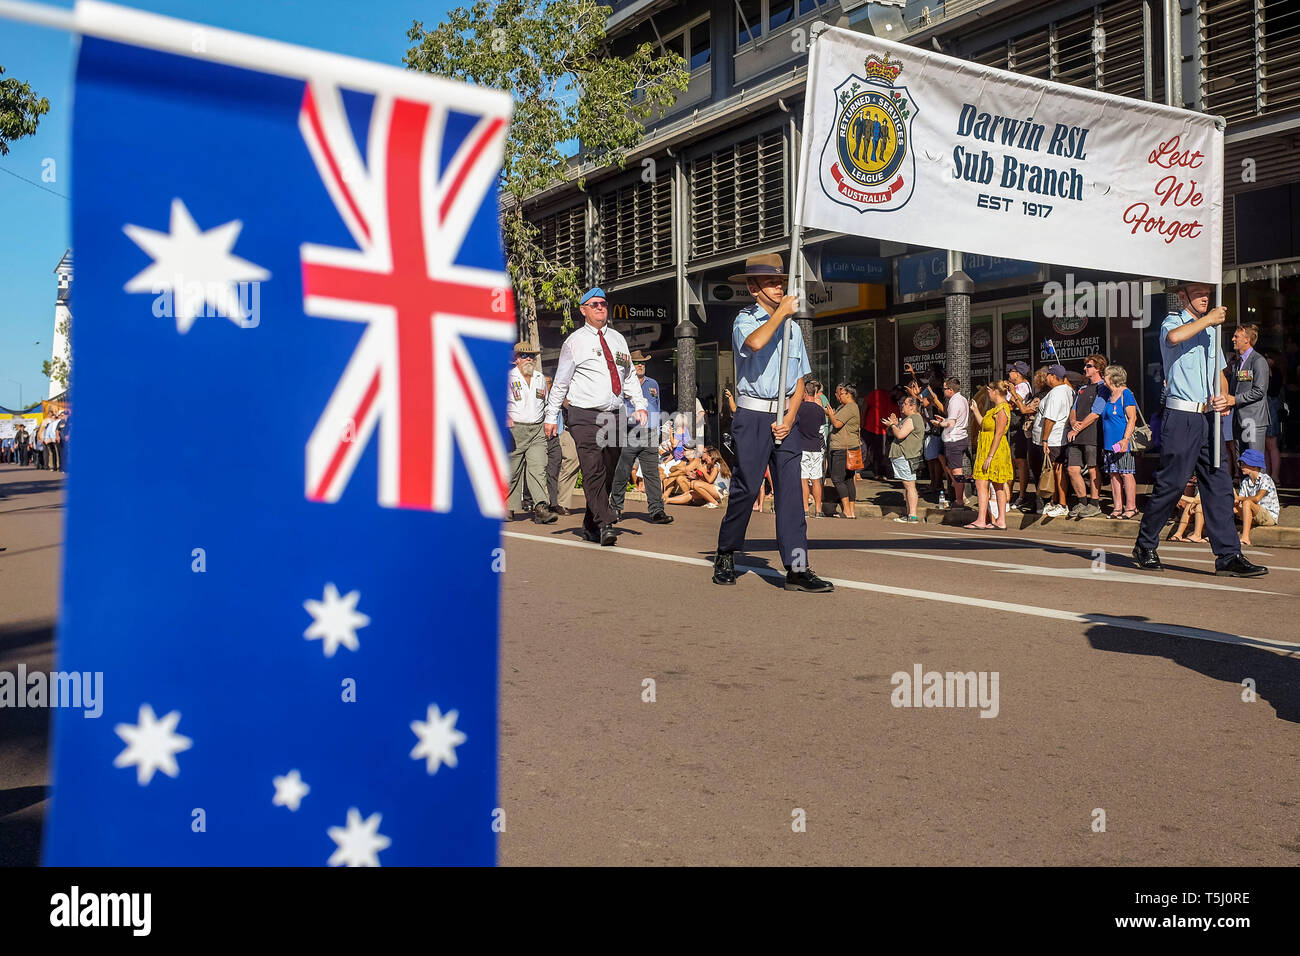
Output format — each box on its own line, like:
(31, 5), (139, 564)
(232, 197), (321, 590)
(785, 568), (834, 592)
(1215, 553), (1268, 577)
(649, 510), (674, 524)
(1131, 546), (1163, 571)
(712, 551), (736, 585)
(599, 525), (617, 547)
(550, 504), (567, 516)
(580, 526), (600, 543)
(533, 503), (558, 524)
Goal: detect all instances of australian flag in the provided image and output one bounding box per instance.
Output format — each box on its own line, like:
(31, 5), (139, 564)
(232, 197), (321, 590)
(44, 5), (514, 865)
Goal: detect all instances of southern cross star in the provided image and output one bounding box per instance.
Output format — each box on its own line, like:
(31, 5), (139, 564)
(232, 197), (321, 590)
(113, 703), (193, 785)
(303, 583), (369, 657)
(410, 704), (466, 774)
(327, 808), (391, 867)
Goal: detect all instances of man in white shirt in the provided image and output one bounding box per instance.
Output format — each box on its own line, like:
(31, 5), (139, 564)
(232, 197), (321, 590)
(1037, 364), (1074, 517)
(937, 378), (971, 507)
(545, 288), (647, 546)
(507, 342), (556, 523)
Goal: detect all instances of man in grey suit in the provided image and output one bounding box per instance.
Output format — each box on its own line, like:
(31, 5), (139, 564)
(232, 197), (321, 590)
(1230, 323), (1269, 453)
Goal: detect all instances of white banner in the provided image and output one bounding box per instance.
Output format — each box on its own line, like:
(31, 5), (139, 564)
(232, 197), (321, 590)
(796, 27), (1223, 283)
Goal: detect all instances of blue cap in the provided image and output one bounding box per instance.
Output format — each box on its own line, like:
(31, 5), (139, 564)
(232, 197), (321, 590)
(579, 287), (606, 305)
(1239, 448), (1265, 469)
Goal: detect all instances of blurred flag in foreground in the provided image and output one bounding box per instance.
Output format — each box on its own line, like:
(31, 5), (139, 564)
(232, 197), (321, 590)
(44, 1), (514, 865)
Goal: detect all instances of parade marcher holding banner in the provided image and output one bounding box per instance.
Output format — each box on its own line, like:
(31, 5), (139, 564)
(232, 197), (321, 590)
(711, 254), (832, 592)
(545, 288), (646, 547)
(1133, 283), (1266, 576)
(507, 341), (557, 524)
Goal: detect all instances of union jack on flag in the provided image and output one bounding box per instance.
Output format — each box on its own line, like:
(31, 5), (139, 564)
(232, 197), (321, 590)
(300, 80), (514, 515)
(47, 2), (511, 866)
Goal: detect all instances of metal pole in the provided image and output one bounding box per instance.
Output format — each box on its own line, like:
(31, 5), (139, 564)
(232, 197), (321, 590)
(774, 227), (803, 445)
(1213, 284), (1221, 468)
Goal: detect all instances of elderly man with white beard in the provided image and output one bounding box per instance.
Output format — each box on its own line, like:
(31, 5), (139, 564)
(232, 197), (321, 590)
(507, 341), (557, 524)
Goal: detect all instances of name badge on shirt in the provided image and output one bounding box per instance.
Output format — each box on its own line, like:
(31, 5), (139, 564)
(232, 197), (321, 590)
(615, 351), (630, 368)
(649, 388), (658, 399)
(535, 387), (546, 399)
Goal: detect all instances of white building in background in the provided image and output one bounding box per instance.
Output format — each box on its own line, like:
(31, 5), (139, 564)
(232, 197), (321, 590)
(49, 248), (72, 400)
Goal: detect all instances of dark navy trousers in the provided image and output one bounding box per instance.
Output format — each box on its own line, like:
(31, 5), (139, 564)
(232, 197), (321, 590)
(1137, 408), (1241, 560)
(716, 406), (808, 568)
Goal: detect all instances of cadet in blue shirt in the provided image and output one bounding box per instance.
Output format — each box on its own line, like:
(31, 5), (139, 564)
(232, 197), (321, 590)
(712, 254), (833, 592)
(1133, 281), (1266, 576)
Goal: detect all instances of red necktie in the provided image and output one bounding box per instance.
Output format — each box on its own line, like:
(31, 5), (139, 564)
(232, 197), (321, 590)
(598, 328), (622, 398)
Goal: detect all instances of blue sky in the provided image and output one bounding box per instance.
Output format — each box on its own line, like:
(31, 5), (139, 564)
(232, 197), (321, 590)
(0, 0), (459, 408)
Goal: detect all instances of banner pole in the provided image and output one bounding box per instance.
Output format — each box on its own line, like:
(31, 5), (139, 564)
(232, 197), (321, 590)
(774, 227), (802, 442)
(1213, 284), (1222, 468)
(775, 23), (823, 443)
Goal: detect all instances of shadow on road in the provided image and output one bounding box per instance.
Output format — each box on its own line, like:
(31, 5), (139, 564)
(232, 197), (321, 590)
(0, 474), (65, 500)
(1084, 617), (1300, 723)
(0, 620), (56, 656)
(0, 800), (44, 867)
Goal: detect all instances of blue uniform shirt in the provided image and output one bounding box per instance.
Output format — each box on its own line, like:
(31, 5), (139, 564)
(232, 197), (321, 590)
(1160, 309), (1226, 404)
(625, 375), (661, 432)
(733, 303), (811, 400)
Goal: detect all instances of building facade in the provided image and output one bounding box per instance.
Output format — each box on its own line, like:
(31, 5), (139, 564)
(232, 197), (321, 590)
(524, 0), (1300, 476)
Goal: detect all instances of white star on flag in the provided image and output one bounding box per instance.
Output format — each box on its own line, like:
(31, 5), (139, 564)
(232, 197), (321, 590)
(410, 704), (466, 774)
(113, 704), (193, 785)
(303, 583), (369, 657)
(272, 770), (311, 811)
(327, 808), (391, 867)
(123, 197), (270, 333)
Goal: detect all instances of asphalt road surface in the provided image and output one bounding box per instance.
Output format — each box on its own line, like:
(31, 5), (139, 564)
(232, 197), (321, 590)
(3, 463), (1297, 866)
(498, 501), (1300, 866)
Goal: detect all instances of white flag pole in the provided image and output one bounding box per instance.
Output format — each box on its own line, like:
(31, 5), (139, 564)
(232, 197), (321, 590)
(1213, 284), (1222, 468)
(775, 24), (825, 443)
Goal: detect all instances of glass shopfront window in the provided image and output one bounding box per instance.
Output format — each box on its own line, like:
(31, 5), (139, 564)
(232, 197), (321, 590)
(1227, 260), (1300, 453)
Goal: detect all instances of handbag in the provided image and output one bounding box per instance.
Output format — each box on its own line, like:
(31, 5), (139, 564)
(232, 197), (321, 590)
(846, 447), (865, 471)
(1129, 396), (1153, 453)
(1038, 456), (1055, 495)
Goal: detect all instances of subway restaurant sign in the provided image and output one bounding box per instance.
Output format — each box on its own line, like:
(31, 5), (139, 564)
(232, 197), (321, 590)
(796, 27), (1223, 283)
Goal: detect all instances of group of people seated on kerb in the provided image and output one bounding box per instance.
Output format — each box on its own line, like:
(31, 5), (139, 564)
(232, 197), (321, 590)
(1169, 448), (1280, 546)
(625, 413), (732, 509)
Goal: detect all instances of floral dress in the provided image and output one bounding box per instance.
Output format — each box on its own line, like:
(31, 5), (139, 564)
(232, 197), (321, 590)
(973, 401), (1014, 482)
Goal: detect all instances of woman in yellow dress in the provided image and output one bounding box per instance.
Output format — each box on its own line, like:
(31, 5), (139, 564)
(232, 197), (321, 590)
(966, 380), (1015, 529)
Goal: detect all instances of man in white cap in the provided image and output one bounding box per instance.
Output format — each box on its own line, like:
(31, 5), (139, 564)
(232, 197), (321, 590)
(507, 341), (556, 524)
(545, 288), (647, 546)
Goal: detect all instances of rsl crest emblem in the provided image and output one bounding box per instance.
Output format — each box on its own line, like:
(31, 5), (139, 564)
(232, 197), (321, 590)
(819, 51), (916, 213)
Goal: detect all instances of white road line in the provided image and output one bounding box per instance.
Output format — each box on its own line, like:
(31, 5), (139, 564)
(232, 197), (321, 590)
(882, 531), (1300, 572)
(503, 531), (1300, 658)
(863, 547), (1283, 594)
(885, 525), (1277, 558)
